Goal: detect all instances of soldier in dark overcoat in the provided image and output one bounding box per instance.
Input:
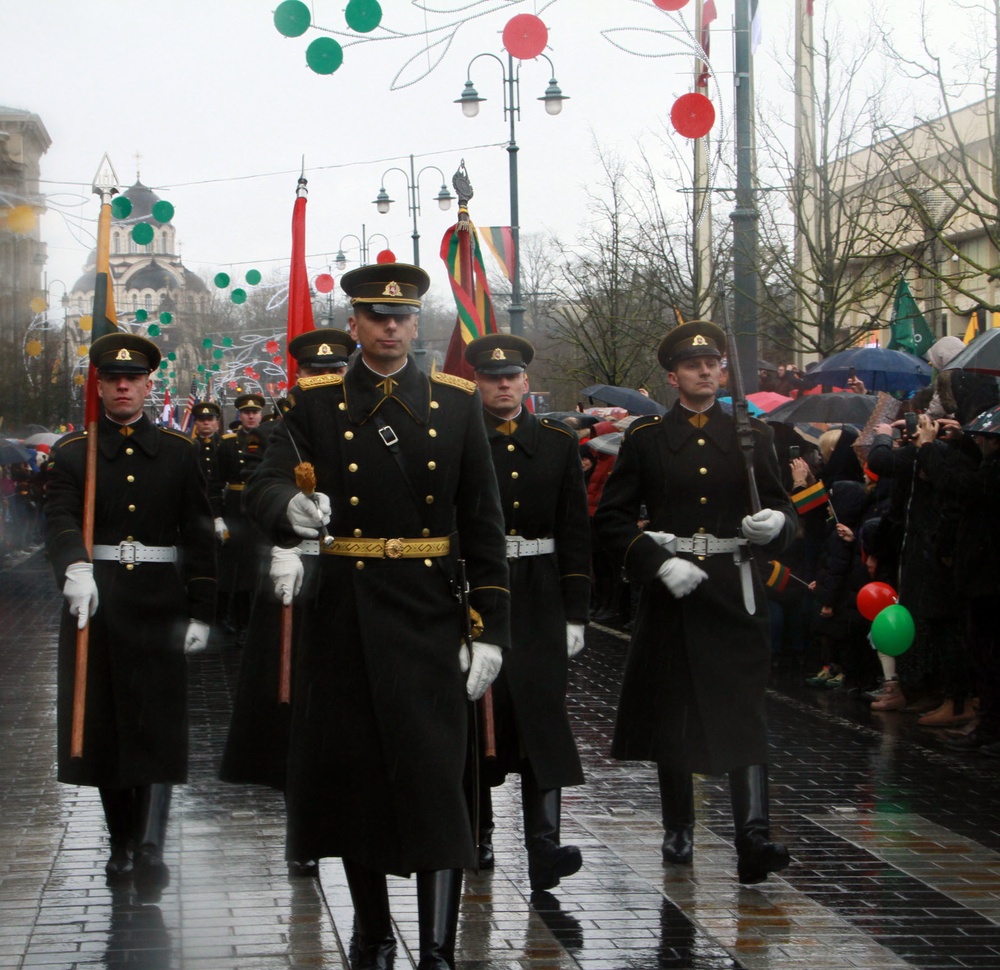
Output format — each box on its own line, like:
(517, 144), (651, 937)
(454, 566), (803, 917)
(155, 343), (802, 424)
(464, 333), (590, 893)
(220, 328), (355, 878)
(45, 332), (216, 895)
(244, 264), (510, 970)
(596, 321), (796, 885)
(191, 400), (222, 482)
(211, 392), (268, 643)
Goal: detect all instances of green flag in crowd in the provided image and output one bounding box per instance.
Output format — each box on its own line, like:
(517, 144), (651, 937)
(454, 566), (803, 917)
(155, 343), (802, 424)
(887, 277), (934, 360)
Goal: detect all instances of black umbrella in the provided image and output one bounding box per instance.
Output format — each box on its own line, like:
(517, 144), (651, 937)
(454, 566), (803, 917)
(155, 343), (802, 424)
(941, 328), (1000, 375)
(0, 439), (33, 464)
(758, 359), (778, 372)
(581, 384), (667, 416)
(764, 393), (879, 426)
(541, 410), (602, 428)
(798, 347), (931, 393)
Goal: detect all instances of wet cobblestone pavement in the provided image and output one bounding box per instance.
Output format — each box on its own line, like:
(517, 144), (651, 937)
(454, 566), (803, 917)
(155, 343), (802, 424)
(4, 548), (1000, 968)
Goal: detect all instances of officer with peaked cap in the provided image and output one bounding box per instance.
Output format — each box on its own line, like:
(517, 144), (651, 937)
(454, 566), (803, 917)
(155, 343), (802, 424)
(244, 261), (509, 969)
(596, 320), (796, 885)
(464, 333), (591, 892)
(211, 391), (269, 644)
(45, 331), (216, 895)
(191, 401), (222, 480)
(288, 328), (356, 376)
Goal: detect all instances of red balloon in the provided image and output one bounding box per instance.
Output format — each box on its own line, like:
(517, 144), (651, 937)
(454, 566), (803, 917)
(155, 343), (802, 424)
(278, 381), (288, 391)
(244, 366), (255, 377)
(228, 381), (238, 390)
(503, 14), (548, 59)
(856, 582), (898, 621)
(272, 355), (283, 366)
(265, 339), (279, 354)
(653, 0), (690, 9)
(671, 92), (715, 139)
(375, 249), (396, 264)
(315, 273), (335, 293)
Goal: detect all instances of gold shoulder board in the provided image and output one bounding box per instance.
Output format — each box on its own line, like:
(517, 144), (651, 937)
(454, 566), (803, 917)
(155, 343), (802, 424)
(431, 371), (476, 394)
(222, 432), (237, 440)
(298, 373), (345, 391)
(162, 428), (195, 443)
(631, 414), (662, 433)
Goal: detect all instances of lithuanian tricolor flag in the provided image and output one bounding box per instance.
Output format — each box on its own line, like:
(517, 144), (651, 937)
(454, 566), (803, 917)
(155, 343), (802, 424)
(766, 561), (791, 591)
(792, 480), (829, 515)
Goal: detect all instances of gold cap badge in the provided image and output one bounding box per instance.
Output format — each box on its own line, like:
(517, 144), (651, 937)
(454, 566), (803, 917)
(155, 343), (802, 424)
(317, 343), (332, 356)
(382, 281), (403, 297)
(115, 348), (133, 360)
(692, 334), (708, 346)
(491, 347), (507, 360)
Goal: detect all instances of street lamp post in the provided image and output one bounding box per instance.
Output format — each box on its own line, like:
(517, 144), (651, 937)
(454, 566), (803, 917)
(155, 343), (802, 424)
(334, 225), (391, 270)
(455, 51), (568, 337)
(373, 155), (455, 266)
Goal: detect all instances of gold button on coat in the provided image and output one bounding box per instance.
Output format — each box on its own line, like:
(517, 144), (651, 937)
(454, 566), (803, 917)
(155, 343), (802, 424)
(353, 529), (363, 538)
(427, 461), (436, 470)
(126, 475), (135, 482)
(429, 428), (437, 437)
(350, 496), (359, 506)
(344, 431), (354, 440)
(125, 447), (134, 455)
(699, 467), (707, 475)
(349, 463), (358, 472)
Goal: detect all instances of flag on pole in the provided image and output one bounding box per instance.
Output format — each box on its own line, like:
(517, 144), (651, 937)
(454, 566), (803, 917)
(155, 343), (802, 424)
(766, 560), (792, 591)
(285, 176), (315, 389)
(84, 170), (120, 426)
(179, 378), (199, 434)
(698, 0), (717, 87)
(792, 480), (829, 514)
(160, 388), (173, 427)
(750, 0), (762, 53)
(887, 277), (934, 360)
(479, 226), (516, 284)
(441, 208), (498, 379)
(963, 314), (980, 345)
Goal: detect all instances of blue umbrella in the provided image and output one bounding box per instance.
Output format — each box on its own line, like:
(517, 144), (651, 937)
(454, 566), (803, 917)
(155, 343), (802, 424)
(799, 347), (931, 393)
(718, 396), (764, 417)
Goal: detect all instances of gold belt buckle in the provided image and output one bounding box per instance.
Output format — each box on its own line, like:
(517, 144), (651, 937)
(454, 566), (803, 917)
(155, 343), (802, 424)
(384, 538), (404, 559)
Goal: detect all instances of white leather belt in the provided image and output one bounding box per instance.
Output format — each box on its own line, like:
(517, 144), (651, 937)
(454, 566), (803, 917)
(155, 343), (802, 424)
(92, 541), (178, 564)
(506, 536), (555, 559)
(673, 534), (746, 556)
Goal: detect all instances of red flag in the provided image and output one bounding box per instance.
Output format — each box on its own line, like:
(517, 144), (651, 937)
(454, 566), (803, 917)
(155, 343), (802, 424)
(286, 179), (315, 388)
(698, 0), (717, 88)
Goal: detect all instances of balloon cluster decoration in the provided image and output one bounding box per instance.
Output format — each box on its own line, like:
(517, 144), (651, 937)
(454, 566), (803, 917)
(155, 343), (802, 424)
(273, 0), (383, 75)
(111, 194), (175, 250)
(857, 582), (915, 657)
(214, 268), (264, 306)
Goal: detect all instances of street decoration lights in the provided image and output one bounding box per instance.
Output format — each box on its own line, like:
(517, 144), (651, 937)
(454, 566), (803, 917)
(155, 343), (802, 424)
(372, 155), (455, 266)
(455, 45), (567, 336)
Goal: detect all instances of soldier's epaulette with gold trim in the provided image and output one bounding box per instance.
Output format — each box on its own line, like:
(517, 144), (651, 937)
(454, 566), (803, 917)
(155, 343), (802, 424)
(539, 416), (575, 438)
(431, 371), (476, 394)
(222, 432), (238, 440)
(628, 414), (663, 433)
(298, 373), (344, 391)
(161, 428), (196, 444)
(54, 430), (87, 450)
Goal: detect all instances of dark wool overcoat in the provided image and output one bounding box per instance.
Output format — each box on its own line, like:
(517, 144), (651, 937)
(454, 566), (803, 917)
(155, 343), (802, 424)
(595, 402), (794, 775)
(243, 357), (510, 876)
(482, 409), (590, 790)
(45, 416), (216, 788)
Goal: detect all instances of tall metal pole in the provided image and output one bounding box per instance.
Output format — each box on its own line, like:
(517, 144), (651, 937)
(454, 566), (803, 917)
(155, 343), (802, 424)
(506, 52), (525, 337)
(408, 154), (421, 266)
(730, 0), (759, 392)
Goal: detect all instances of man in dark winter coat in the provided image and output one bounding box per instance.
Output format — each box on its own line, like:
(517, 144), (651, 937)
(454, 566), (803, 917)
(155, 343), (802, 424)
(596, 321), (796, 885)
(45, 332), (216, 895)
(191, 400), (222, 481)
(244, 264), (510, 970)
(465, 333), (590, 892)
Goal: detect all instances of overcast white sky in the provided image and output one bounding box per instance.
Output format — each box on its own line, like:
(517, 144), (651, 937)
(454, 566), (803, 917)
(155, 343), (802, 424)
(3, 0), (961, 312)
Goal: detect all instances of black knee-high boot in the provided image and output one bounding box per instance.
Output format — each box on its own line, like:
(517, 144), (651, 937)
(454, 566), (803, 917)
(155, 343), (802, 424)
(133, 783), (172, 893)
(656, 765), (694, 864)
(342, 858), (396, 970)
(415, 868), (462, 969)
(521, 769), (582, 892)
(728, 764), (790, 885)
(99, 787), (136, 883)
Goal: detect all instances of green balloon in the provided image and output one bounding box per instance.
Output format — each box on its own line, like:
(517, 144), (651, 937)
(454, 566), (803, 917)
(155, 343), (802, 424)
(231, 289), (247, 305)
(159, 360), (168, 370)
(147, 324), (161, 337)
(245, 269), (261, 285)
(212, 363), (220, 371)
(202, 337), (213, 349)
(306, 37), (343, 75)
(135, 309), (148, 322)
(169, 371), (176, 378)
(213, 349), (224, 360)
(870, 604), (915, 657)
(274, 0), (310, 37)
(222, 336), (233, 347)
(214, 272), (230, 288)
(132, 222), (154, 246)
(159, 312), (172, 324)
(345, 0), (382, 33)
(152, 200), (174, 223)
(168, 352), (177, 362)
(111, 196), (133, 219)
(197, 364), (205, 372)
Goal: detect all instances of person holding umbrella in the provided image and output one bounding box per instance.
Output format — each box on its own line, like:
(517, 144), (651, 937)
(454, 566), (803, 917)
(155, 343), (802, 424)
(597, 321), (796, 884)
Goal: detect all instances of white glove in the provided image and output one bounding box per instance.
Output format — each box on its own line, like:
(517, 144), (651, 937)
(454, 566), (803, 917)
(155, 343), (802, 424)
(459, 641), (503, 701)
(184, 619), (211, 654)
(286, 492), (332, 538)
(214, 517), (229, 542)
(567, 623), (586, 658)
(740, 508), (785, 545)
(63, 562), (99, 629)
(657, 558), (708, 598)
(270, 545), (304, 605)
